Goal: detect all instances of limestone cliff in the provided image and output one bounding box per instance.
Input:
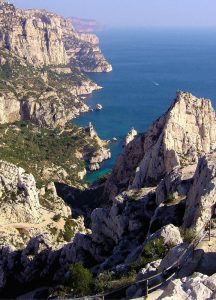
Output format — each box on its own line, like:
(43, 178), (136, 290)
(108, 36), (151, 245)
(0, 48), (98, 127)
(0, 2), (111, 72)
(104, 92), (216, 199)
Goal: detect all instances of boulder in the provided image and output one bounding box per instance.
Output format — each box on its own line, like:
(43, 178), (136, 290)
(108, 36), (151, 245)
(159, 273), (216, 300)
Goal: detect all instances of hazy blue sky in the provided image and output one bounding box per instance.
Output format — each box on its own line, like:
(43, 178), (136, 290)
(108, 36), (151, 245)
(11, 0), (216, 28)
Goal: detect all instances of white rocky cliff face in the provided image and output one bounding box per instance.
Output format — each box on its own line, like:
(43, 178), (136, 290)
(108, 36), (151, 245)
(104, 91), (216, 200)
(0, 160), (41, 224)
(0, 3), (111, 72)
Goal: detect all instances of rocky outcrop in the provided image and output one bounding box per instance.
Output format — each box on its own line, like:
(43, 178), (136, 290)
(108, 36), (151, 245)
(132, 91), (216, 188)
(147, 224), (183, 249)
(159, 272), (216, 299)
(89, 147), (111, 171)
(183, 151), (216, 232)
(104, 133), (145, 200)
(124, 127), (138, 146)
(0, 5), (68, 66)
(95, 103), (103, 111)
(85, 122), (97, 138)
(104, 92), (216, 200)
(0, 160), (41, 224)
(155, 165), (195, 206)
(0, 1), (112, 128)
(0, 92), (20, 124)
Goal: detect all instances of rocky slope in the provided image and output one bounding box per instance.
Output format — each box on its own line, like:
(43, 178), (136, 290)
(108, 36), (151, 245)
(104, 91), (216, 200)
(0, 160), (89, 251)
(0, 48), (98, 127)
(1, 91), (216, 298)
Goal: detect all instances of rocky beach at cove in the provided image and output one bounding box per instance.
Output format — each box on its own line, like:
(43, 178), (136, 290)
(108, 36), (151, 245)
(1, 0), (216, 298)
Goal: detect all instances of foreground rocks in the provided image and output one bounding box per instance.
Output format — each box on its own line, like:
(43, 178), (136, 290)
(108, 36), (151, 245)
(159, 272), (216, 299)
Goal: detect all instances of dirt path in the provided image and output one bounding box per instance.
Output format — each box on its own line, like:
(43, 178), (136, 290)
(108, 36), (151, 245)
(0, 209), (53, 231)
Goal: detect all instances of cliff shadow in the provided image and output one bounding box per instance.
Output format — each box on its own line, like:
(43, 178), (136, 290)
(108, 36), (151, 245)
(55, 182), (105, 226)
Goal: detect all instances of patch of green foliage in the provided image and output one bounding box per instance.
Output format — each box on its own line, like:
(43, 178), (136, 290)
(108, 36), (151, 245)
(127, 194), (137, 201)
(180, 227), (197, 243)
(0, 121), (99, 187)
(0, 48), (93, 106)
(63, 218), (77, 242)
(94, 270), (136, 294)
(52, 214), (61, 222)
(164, 193), (175, 204)
(132, 237), (168, 271)
(67, 263), (93, 297)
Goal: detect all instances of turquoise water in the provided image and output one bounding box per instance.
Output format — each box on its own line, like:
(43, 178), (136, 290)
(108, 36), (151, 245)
(74, 28), (216, 183)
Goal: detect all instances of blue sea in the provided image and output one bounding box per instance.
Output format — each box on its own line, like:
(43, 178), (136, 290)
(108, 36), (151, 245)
(74, 28), (216, 183)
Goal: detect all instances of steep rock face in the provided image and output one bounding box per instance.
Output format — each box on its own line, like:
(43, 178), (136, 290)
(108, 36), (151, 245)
(0, 160), (40, 224)
(0, 3), (111, 72)
(156, 165), (195, 205)
(183, 151), (216, 232)
(0, 5), (68, 66)
(104, 92), (216, 199)
(0, 92), (20, 123)
(63, 28), (112, 73)
(20, 94), (90, 128)
(132, 91), (216, 188)
(104, 133), (145, 200)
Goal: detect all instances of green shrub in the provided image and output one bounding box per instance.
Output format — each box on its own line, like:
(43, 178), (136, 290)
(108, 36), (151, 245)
(164, 193), (175, 204)
(127, 195), (137, 201)
(63, 218), (77, 242)
(180, 228), (197, 243)
(94, 270), (136, 294)
(52, 214), (61, 222)
(67, 263), (93, 297)
(132, 237), (167, 271)
(94, 271), (113, 293)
